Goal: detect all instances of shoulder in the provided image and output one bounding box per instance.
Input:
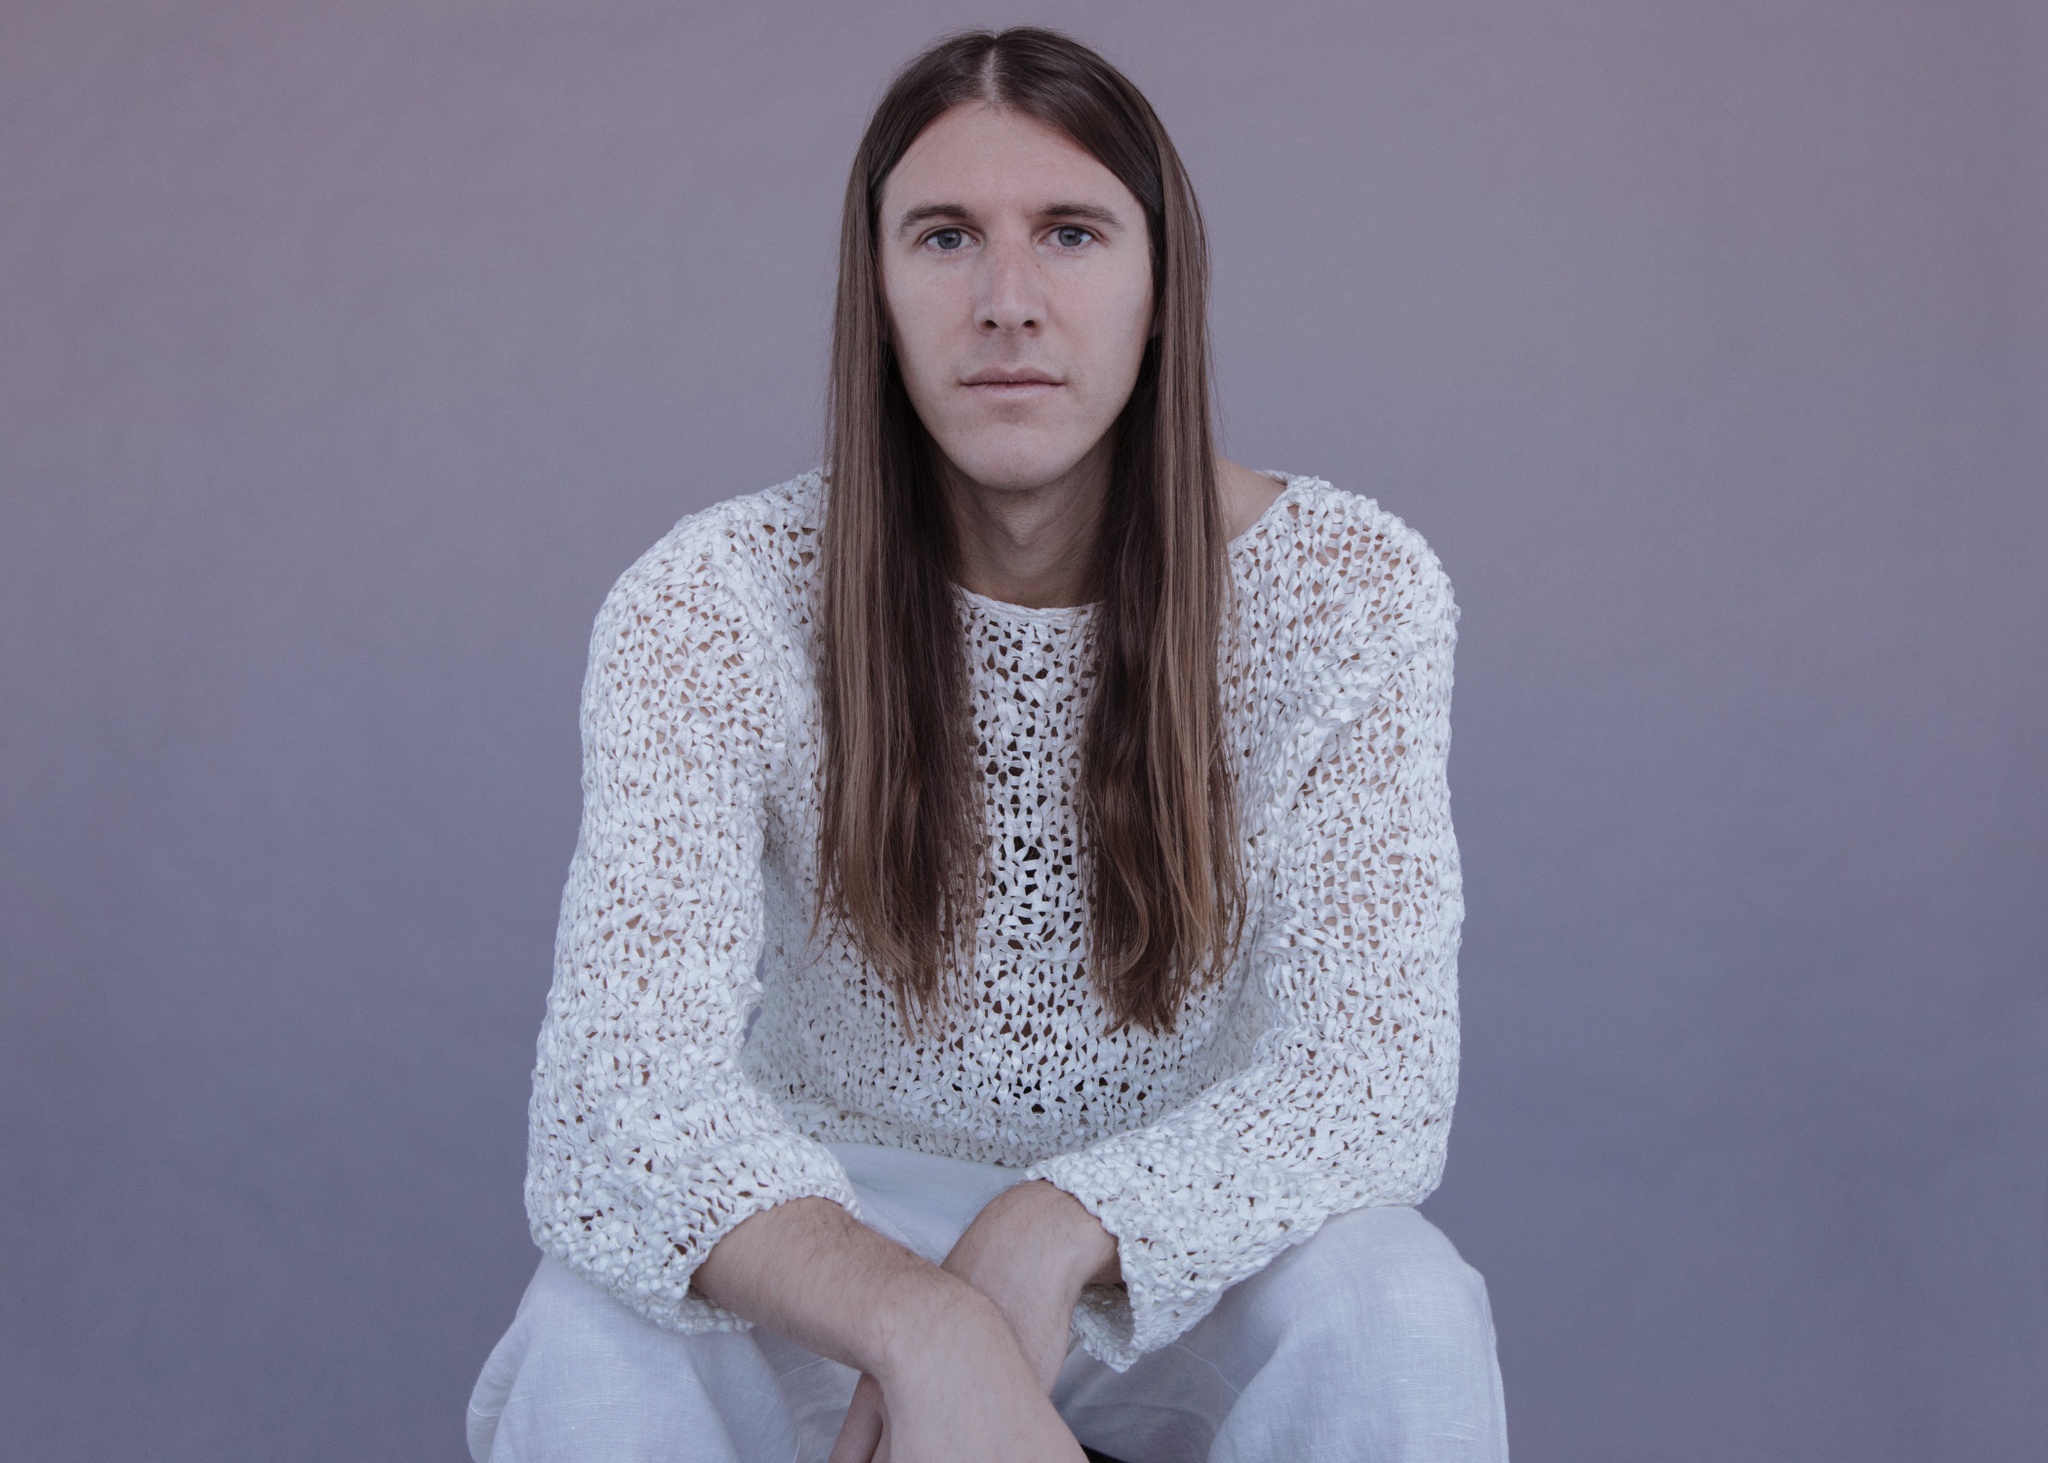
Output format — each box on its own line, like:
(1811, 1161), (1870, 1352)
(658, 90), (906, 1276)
(595, 471), (824, 634)
(584, 471), (824, 692)
(1236, 475), (1457, 660)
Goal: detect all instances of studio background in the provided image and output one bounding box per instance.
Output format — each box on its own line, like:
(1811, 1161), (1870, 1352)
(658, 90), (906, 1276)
(3, 2), (2042, 1459)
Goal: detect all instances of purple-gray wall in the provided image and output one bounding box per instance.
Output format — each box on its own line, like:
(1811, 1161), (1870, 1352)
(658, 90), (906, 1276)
(3, 2), (2042, 1459)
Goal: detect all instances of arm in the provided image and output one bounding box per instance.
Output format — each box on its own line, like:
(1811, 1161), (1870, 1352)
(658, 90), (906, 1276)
(524, 529), (859, 1330)
(936, 1181), (1121, 1386)
(1028, 556), (1464, 1367)
(813, 1179), (1115, 1463)
(534, 530), (1086, 1463)
(695, 1197), (1089, 1463)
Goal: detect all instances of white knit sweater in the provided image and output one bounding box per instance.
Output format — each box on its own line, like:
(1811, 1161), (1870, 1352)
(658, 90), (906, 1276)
(525, 469), (1463, 1369)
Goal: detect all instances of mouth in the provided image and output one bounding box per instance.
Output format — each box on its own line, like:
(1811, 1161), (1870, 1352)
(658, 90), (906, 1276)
(962, 371), (1062, 395)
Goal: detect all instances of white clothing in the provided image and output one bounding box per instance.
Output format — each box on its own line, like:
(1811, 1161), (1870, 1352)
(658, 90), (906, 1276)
(524, 470), (1466, 1367)
(471, 1144), (1508, 1463)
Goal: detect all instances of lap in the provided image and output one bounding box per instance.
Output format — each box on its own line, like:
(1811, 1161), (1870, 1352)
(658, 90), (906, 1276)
(470, 1255), (855, 1463)
(470, 1152), (1504, 1463)
(1054, 1206), (1504, 1463)
(1209, 1203), (1494, 1357)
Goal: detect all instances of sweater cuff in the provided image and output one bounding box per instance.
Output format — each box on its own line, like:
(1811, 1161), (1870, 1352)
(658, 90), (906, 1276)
(1024, 1145), (1241, 1370)
(530, 1129), (860, 1335)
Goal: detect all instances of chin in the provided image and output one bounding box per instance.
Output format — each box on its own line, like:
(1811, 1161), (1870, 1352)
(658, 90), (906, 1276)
(954, 462), (1077, 494)
(939, 435), (1093, 494)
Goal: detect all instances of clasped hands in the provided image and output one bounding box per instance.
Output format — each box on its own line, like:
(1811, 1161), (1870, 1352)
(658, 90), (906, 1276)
(825, 1179), (1120, 1463)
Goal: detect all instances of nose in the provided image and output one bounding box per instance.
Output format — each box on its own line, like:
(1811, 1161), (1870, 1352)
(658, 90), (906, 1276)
(974, 233), (1044, 335)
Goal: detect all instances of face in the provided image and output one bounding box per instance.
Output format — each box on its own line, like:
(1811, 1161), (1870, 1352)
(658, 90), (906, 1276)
(877, 103), (1154, 494)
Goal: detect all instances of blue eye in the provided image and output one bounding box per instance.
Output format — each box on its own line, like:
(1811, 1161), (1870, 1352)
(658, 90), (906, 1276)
(928, 228), (967, 251)
(1054, 226), (1094, 248)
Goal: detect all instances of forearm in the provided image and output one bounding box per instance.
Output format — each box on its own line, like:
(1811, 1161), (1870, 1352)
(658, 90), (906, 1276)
(939, 1180), (1121, 1390)
(692, 1196), (992, 1381)
(946, 1180), (1119, 1294)
(708, 1196), (1089, 1463)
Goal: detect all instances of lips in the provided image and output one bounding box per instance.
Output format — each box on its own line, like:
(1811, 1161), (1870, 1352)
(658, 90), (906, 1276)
(962, 370), (1061, 389)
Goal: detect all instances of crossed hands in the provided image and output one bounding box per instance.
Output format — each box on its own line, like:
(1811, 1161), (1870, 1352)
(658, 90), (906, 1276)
(825, 1180), (1120, 1463)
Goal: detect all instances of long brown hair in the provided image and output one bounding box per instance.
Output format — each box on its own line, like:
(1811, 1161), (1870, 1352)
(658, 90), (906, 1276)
(817, 27), (1241, 1035)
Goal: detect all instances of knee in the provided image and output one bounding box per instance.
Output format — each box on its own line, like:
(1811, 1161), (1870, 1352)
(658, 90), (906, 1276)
(475, 1256), (797, 1463)
(1246, 1206), (1496, 1360)
(1203, 1209), (1507, 1462)
(514, 1253), (670, 1356)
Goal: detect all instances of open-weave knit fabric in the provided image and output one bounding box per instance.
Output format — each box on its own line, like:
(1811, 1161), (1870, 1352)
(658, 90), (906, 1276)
(526, 469), (1463, 1368)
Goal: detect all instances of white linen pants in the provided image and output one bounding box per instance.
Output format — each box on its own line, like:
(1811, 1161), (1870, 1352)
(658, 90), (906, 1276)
(469, 1145), (1508, 1463)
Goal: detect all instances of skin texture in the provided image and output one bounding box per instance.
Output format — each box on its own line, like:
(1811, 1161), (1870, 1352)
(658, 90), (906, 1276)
(694, 103), (1285, 1463)
(878, 101), (1282, 609)
(693, 1194), (1091, 1463)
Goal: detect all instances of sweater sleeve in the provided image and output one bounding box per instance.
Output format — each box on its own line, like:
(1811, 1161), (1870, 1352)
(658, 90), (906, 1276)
(1026, 552), (1463, 1369)
(523, 525), (857, 1334)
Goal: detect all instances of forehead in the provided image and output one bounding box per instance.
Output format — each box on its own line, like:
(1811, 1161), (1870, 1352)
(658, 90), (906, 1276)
(880, 103), (1137, 217)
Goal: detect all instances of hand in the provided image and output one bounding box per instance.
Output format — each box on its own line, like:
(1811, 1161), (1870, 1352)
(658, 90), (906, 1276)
(825, 1372), (887, 1463)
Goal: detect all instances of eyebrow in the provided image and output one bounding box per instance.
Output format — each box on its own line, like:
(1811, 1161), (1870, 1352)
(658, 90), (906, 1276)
(1041, 202), (1123, 228)
(892, 201), (1126, 237)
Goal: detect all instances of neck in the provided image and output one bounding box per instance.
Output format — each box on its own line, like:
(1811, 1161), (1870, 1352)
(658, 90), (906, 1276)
(940, 441), (1112, 610)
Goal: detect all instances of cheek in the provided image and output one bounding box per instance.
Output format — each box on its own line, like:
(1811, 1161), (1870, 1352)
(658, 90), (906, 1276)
(876, 255), (916, 342)
(882, 276), (954, 394)
(1097, 270), (1155, 378)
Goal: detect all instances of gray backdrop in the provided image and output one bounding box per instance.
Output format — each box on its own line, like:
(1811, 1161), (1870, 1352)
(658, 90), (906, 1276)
(3, 2), (2042, 1459)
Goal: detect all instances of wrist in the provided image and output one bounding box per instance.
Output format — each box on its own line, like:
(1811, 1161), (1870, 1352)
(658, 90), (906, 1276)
(867, 1275), (1012, 1386)
(954, 1180), (1120, 1297)
(1022, 1180), (1120, 1291)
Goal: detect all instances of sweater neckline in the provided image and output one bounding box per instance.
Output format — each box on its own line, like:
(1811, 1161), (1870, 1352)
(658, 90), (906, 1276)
(951, 471), (1310, 626)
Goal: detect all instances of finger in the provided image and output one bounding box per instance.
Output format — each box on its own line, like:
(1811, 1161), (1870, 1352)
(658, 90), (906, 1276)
(826, 1373), (886, 1463)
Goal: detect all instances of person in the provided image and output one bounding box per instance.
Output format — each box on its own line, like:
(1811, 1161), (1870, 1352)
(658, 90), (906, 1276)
(467, 26), (1507, 1463)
